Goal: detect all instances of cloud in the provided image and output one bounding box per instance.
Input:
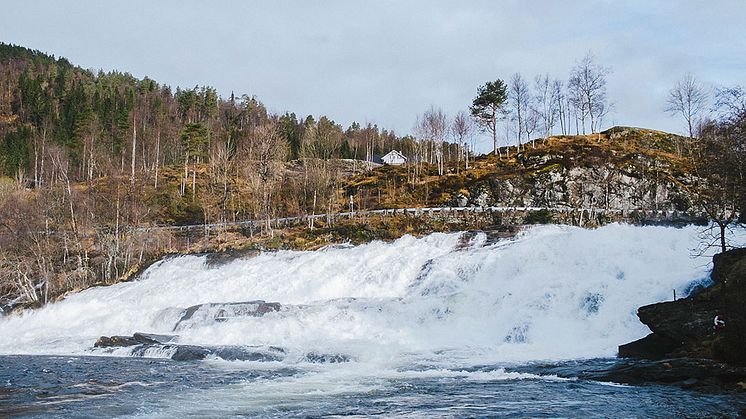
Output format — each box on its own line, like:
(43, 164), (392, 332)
(1, 0), (744, 151)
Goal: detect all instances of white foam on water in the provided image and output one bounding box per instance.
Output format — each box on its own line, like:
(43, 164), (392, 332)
(128, 361), (574, 418)
(0, 224), (735, 367)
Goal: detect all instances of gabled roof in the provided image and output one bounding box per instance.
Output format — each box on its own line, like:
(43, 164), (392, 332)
(382, 150), (407, 160)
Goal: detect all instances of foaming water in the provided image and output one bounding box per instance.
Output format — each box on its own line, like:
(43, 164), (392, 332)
(3, 224), (746, 417)
(0, 224), (726, 365)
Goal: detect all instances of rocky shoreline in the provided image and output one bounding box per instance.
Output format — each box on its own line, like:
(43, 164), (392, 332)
(615, 247), (746, 392)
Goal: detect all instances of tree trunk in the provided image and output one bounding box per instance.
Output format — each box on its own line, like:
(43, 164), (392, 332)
(131, 110), (137, 183)
(154, 129), (160, 188)
(719, 222), (727, 254)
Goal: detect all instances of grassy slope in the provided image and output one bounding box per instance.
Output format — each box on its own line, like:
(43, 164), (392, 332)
(345, 127), (693, 210)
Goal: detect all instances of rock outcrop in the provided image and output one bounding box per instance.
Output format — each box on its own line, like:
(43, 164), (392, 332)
(94, 332), (176, 348)
(619, 247), (746, 367)
(92, 331), (350, 363)
(94, 332), (286, 361)
(583, 358), (746, 393)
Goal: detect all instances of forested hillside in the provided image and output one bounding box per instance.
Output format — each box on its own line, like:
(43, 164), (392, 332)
(0, 43), (466, 309)
(0, 43), (435, 179)
(0, 43), (743, 312)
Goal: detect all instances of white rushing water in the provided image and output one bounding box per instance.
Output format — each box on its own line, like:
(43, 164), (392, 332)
(0, 224), (726, 366)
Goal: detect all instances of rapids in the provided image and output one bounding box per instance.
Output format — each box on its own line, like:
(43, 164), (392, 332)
(0, 224), (721, 364)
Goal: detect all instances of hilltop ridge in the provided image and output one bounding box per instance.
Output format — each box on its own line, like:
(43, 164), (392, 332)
(347, 126), (695, 219)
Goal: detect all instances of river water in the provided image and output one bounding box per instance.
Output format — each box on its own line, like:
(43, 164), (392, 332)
(1, 225), (744, 417)
(3, 355), (745, 418)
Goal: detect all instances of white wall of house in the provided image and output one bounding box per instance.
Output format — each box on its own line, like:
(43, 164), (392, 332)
(382, 150), (407, 165)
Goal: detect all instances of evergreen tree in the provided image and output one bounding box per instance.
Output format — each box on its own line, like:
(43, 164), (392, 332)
(470, 80), (508, 156)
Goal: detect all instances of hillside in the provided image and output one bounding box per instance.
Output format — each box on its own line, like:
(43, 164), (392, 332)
(0, 125), (700, 313)
(347, 127), (695, 217)
(1, 42), (742, 314)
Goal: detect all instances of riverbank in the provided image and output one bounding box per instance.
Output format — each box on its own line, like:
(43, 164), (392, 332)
(616, 246), (746, 392)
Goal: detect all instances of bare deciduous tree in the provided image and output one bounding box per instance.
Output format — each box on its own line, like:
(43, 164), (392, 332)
(568, 53), (609, 134)
(713, 85), (746, 123)
(666, 73), (708, 138)
(450, 110), (473, 171)
(509, 73), (530, 150)
(416, 106), (447, 175)
(553, 80), (569, 135)
(688, 112), (745, 253)
(244, 121), (287, 234)
(534, 74), (561, 141)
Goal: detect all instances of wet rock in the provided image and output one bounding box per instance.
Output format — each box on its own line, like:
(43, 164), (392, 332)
(94, 332), (176, 348)
(210, 346), (284, 362)
(619, 247), (746, 365)
(636, 298), (718, 347)
(94, 335), (140, 348)
(580, 358), (746, 392)
(173, 301), (281, 331)
(204, 248), (261, 268)
(618, 333), (681, 360)
(92, 333), (286, 362)
(681, 378), (699, 389)
(170, 345), (211, 361)
(132, 332), (177, 344)
(711, 248), (746, 284)
(304, 352), (351, 364)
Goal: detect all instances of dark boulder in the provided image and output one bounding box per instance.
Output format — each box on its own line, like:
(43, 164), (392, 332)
(618, 333), (681, 360)
(94, 335), (140, 348)
(204, 248), (261, 268)
(711, 248), (746, 284)
(92, 333), (287, 362)
(170, 345), (211, 361)
(95, 332), (176, 348)
(132, 332), (177, 344)
(584, 358), (746, 392)
(637, 298), (718, 345)
(210, 346), (284, 362)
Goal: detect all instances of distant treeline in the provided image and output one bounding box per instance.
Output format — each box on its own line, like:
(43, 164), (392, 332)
(0, 42), (468, 184)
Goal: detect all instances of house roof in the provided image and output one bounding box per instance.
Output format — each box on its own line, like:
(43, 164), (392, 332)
(382, 150), (407, 160)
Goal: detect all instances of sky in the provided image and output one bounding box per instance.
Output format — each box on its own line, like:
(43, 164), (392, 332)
(1, 0), (744, 151)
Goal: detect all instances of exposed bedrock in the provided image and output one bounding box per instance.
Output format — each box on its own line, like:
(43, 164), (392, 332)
(93, 331), (350, 363)
(94, 333), (286, 362)
(619, 247), (746, 366)
(584, 358), (746, 393)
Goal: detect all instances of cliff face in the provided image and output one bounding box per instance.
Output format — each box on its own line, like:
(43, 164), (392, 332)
(620, 247), (746, 365)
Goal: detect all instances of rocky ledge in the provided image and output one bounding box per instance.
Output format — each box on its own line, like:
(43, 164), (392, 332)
(93, 332), (351, 363)
(91, 300), (350, 363)
(616, 247), (746, 392)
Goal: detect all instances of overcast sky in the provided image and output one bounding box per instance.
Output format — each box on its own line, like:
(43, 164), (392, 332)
(2, 1), (744, 151)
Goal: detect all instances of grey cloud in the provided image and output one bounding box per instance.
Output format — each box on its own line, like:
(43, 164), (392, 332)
(1, 0), (744, 151)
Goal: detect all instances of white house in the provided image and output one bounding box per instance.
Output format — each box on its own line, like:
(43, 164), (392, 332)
(381, 150), (407, 165)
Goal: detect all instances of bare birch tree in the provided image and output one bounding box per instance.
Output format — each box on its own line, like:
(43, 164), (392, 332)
(666, 73), (708, 138)
(534, 74), (561, 140)
(417, 106), (447, 175)
(450, 110), (473, 171)
(509, 73), (530, 150)
(568, 53), (609, 134)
